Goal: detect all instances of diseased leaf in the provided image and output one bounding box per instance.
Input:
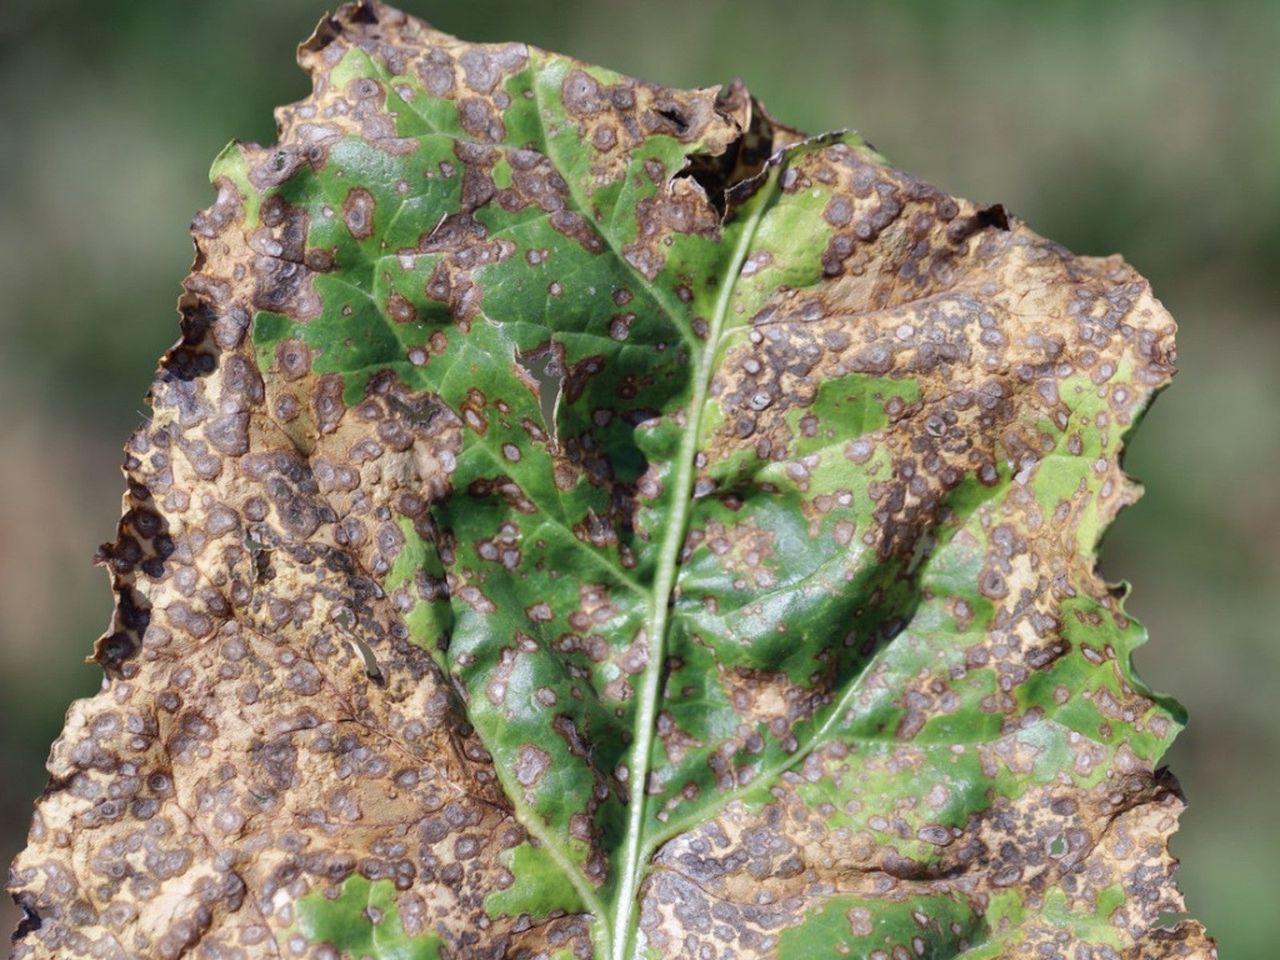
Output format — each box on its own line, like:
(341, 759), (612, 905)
(9, 4), (1213, 959)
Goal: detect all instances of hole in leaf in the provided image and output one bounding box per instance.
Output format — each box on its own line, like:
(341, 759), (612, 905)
(13, 895), (42, 938)
(975, 203), (1011, 231)
(673, 81), (790, 219)
(655, 104), (690, 136)
(515, 345), (564, 448)
(349, 1), (380, 25)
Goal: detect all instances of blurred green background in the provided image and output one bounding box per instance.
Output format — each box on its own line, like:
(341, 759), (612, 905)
(2, 0), (1276, 954)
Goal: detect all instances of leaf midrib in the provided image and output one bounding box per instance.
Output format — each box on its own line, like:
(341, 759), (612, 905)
(607, 177), (779, 960)
(364, 39), (787, 955)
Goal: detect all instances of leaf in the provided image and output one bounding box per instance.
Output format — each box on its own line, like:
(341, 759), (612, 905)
(9, 3), (1213, 959)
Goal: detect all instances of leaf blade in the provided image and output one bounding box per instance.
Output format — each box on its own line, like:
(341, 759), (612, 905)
(8, 4), (1210, 960)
